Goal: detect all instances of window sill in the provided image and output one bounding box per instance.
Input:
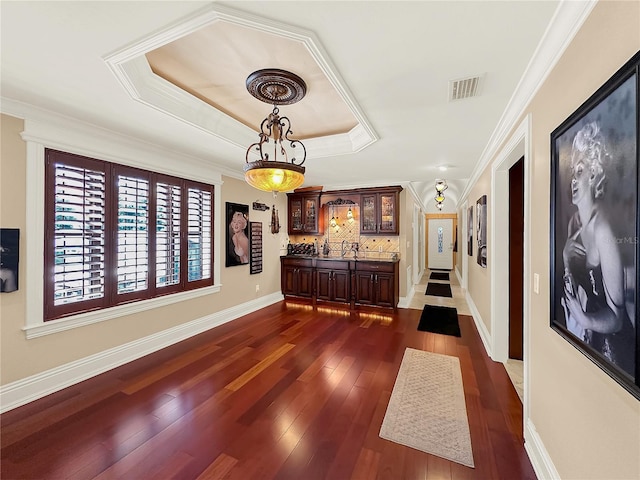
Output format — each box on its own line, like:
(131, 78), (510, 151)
(23, 284), (221, 339)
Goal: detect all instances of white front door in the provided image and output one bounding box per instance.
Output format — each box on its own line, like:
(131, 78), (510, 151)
(428, 218), (453, 270)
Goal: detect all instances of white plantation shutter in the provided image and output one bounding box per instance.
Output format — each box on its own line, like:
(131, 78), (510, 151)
(52, 163), (106, 306)
(116, 174), (149, 294)
(156, 182), (181, 287)
(187, 187), (212, 281)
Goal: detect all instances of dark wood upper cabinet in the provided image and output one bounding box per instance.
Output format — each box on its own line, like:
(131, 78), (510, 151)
(360, 189), (400, 235)
(288, 186), (401, 236)
(288, 193), (322, 234)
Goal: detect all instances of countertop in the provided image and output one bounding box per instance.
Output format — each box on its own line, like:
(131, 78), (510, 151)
(282, 254), (399, 263)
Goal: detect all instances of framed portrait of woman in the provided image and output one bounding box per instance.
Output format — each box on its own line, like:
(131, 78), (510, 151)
(0, 228), (19, 292)
(476, 195), (487, 268)
(550, 50), (640, 400)
(467, 206), (473, 257)
(225, 202), (250, 267)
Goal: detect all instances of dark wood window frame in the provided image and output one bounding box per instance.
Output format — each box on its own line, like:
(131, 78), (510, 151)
(44, 149), (214, 322)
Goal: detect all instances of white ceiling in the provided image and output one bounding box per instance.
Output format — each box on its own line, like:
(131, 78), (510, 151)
(1, 1), (562, 209)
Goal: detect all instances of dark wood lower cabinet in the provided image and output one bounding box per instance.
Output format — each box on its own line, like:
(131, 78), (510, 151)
(316, 268), (350, 303)
(281, 256), (399, 309)
(354, 261), (398, 308)
(281, 259), (314, 298)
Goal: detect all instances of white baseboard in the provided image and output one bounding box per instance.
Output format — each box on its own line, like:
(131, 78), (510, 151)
(455, 266), (462, 285)
(0, 292), (284, 414)
(525, 419), (560, 480)
(398, 284), (415, 309)
(465, 291), (493, 358)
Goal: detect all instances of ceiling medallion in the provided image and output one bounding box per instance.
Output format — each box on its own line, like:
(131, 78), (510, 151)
(246, 69), (307, 105)
(244, 69), (307, 193)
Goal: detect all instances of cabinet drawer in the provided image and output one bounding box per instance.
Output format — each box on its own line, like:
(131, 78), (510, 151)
(355, 261), (395, 273)
(315, 259), (350, 270)
(281, 257), (313, 268)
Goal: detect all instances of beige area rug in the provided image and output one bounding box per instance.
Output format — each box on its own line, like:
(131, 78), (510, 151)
(379, 348), (474, 467)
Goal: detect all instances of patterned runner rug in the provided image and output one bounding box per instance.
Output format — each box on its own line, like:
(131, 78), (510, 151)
(379, 348), (474, 467)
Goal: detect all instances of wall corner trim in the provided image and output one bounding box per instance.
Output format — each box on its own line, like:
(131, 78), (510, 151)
(0, 292), (284, 414)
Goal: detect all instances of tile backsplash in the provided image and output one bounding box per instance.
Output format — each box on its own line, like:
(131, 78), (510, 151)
(288, 205), (399, 259)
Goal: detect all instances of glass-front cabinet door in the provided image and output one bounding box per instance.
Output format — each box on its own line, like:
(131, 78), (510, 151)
(360, 194), (377, 233)
(289, 197), (303, 233)
(303, 196), (318, 233)
(378, 193), (397, 234)
(288, 194), (321, 234)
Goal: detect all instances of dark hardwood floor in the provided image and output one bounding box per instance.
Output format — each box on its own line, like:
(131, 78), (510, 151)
(1, 301), (535, 479)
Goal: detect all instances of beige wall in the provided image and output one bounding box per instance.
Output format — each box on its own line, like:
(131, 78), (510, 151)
(527, 3), (639, 478)
(466, 172), (491, 334)
(0, 113), (287, 385)
(464, 2), (640, 478)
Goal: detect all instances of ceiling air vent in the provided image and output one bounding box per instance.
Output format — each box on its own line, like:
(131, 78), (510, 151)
(449, 75), (482, 101)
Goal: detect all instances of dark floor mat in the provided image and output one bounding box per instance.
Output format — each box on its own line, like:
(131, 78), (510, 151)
(425, 282), (452, 297)
(417, 304), (461, 337)
(429, 272), (450, 281)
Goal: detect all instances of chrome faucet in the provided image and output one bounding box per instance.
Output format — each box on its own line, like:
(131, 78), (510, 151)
(341, 240), (348, 258)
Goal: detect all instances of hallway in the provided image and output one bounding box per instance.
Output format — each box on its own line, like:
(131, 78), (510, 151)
(408, 269), (524, 402)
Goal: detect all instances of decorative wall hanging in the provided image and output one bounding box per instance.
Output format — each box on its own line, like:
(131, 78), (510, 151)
(250, 222), (263, 275)
(225, 202), (249, 267)
(0, 228), (19, 292)
(270, 205), (280, 234)
(550, 50), (639, 400)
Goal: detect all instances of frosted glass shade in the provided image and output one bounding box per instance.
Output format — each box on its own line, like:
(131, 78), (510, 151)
(244, 161), (305, 192)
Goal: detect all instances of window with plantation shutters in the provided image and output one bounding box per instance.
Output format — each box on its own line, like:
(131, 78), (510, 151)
(187, 186), (212, 282)
(50, 161), (106, 308)
(156, 182), (181, 288)
(44, 149), (214, 321)
(117, 174), (149, 294)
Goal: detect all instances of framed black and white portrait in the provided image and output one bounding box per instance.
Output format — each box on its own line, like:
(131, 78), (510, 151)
(467, 206), (473, 257)
(476, 196), (487, 268)
(225, 202), (249, 267)
(0, 228), (19, 293)
(550, 50), (639, 399)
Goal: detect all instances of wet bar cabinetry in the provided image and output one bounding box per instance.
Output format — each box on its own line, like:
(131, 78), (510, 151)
(287, 186), (401, 235)
(280, 256), (399, 309)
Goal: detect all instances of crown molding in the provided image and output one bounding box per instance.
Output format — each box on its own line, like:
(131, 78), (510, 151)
(2, 97), (228, 184)
(103, 3), (378, 160)
(460, 0), (597, 202)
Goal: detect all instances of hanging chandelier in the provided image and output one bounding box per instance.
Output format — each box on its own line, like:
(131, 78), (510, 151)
(244, 69), (307, 193)
(434, 179), (448, 209)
